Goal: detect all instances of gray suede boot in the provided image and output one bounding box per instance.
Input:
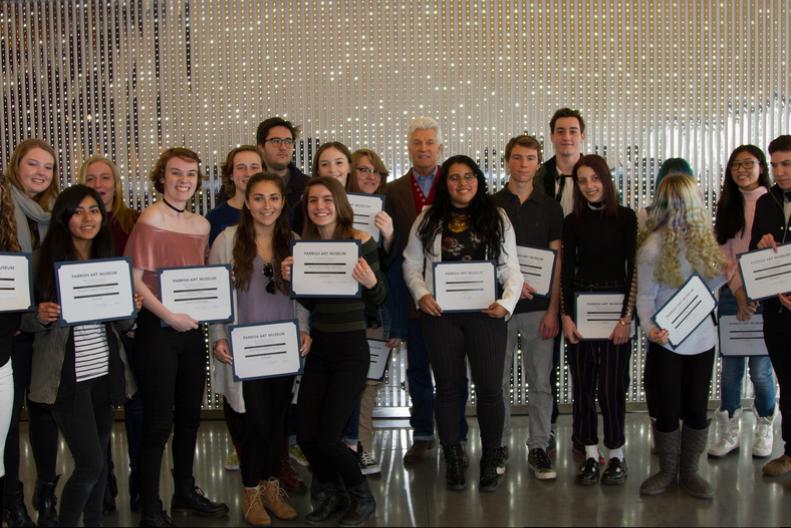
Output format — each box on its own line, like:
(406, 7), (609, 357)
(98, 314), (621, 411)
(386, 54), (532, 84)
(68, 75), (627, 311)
(679, 423), (713, 499)
(640, 428), (680, 496)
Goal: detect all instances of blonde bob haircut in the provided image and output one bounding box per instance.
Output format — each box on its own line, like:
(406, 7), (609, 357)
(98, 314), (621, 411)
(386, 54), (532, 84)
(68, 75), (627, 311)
(639, 174), (725, 287)
(77, 155), (139, 234)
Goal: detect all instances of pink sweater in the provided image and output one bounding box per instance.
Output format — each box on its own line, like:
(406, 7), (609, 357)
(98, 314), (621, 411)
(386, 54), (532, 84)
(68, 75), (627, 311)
(719, 186), (768, 291)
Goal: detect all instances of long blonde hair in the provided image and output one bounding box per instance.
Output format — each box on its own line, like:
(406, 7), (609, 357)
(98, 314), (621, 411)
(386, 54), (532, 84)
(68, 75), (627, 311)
(0, 174), (21, 252)
(77, 155), (139, 234)
(639, 174), (725, 286)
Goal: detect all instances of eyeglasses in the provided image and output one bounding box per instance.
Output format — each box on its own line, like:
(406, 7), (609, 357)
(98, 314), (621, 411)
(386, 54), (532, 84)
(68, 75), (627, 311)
(447, 173), (476, 184)
(356, 167), (379, 175)
(265, 138), (295, 147)
(263, 262), (275, 294)
(732, 159), (757, 170)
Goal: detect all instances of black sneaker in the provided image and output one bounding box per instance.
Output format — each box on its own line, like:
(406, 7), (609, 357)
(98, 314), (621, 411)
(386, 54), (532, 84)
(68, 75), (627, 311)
(357, 449), (382, 476)
(601, 458), (627, 485)
(495, 446), (509, 475)
(576, 457), (600, 486)
(528, 448), (557, 480)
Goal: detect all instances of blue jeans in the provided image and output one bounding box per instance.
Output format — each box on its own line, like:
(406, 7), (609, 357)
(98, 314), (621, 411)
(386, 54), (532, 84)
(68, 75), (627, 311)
(407, 318), (468, 442)
(718, 287), (776, 417)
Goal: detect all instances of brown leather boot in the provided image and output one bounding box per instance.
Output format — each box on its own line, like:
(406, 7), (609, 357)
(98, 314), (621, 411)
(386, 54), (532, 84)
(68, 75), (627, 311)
(259, 478), (298, 520)
(241, 486), (271, 527)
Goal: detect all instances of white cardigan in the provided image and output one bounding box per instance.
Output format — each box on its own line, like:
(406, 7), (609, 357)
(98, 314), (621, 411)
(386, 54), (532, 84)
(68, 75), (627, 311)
(402, 207), (523, 317)
(207, 225), (310, 413)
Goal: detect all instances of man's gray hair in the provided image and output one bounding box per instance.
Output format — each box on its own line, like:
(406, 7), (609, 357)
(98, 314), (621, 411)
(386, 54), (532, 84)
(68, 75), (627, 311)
(407, 116), (443, 144)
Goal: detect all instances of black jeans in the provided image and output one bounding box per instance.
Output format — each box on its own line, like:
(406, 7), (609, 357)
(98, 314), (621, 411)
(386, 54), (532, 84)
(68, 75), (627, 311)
(120, 333), (144, 472)
(566, 339), (631, 449)
(647, 343), (714, 433)
(297, 330), (368, 487)
(51, 377), (114, 526)
(240, 376), (294, 488)
(133, 309), (206, 514)
(223, 399), (247, 453)
(3, 332), (59, 500)
(421, 313), (506, 450)
(763, 309), (791, 456)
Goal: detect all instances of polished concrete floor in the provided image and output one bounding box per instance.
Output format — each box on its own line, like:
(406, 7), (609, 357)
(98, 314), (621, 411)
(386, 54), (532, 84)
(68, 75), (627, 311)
(16, 412), (791, 526)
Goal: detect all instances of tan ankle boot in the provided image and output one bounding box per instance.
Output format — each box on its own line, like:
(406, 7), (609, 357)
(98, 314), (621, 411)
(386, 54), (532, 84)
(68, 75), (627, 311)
(242, 486), (271, 527)
(259, 478), (298, 520)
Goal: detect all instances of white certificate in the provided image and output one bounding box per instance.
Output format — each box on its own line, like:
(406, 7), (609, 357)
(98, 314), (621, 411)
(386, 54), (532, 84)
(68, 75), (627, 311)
(0, 252), (33, 313)
(158, 265), (233, 324)
(718, 315), (768, 357)
(738, 243), (791, 301)
(347, 192), (384, 243)
(229, 320), (302, 381)
(367, 339), (392, 381)
(291, 240), (361, 298)
(516, 245), (557, 297)
(433, 261), (497, 312)
(55, 257), (135, 326)
(575, 293), (635, 340)
(652, 273), (717, 348)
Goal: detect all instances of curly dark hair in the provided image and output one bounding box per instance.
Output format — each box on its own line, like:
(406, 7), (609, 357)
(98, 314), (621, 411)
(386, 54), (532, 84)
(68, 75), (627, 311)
(417, 155), (504, 260)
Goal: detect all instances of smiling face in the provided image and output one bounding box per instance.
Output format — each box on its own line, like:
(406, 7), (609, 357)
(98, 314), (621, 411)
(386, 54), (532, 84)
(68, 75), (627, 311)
(82, 160), (115, 210)
(408, 128), (442, 174)
(68, 195), (102, 244)
(231, 150), (263, 197)
(317, 147), (350, 187)
(550, 117), (586, 158)
(446, 162), (478, 208)
(306, 184), (337, 229)
(729, 151), (762, 191)
(354, 155), (383, 195)
(161, 156), (200, 203)
(245, 180), (283, 229)
(576, 164), (604, 203)
(17, 147), (55, 198)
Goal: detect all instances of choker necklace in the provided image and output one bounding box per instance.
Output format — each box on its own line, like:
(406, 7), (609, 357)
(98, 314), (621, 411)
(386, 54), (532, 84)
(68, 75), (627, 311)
(162, 198), (186, 214)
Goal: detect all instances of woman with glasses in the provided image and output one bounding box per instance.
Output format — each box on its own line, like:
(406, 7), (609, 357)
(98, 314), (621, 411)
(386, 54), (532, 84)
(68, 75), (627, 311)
(209, 173), (311, 527)
(560, 154), (637, 486)
(282, 176), (386, 526)
(403, 155), (522, 492)
(709, 146), (776, 458)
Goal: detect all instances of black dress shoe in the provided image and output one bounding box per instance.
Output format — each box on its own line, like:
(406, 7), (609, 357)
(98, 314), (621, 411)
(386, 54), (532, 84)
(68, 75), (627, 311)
(33, 476), (59, 527)
(171, 477), (229, 517)
(601, 458), (628, 485)
(3, 482), (35, 527)
(139, 507), (176, 527)
(576, 457), (600, 486)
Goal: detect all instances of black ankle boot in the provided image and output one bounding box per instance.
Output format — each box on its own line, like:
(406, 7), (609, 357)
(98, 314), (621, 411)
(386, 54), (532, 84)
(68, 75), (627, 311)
(479, 448), (500, 492)
(139, 501), (176, 527)
(339, 479), (376, 527)
(3, 482), (35, 527)
(306, 479), (347, 524)
(33, 475), (59, 527)
(443, 443), (466, 491)
(129, 469), (141, 513)
(170, 476), (228, 517)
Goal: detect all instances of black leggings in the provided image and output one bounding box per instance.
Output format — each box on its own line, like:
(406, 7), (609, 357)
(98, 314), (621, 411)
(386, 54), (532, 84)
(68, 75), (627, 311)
(647, 343), (714, 433)
(420, 313), (506, 450)
(297, 330), (368, 487)
(3, 332), (59, 500)
(51, 377), (114, 527)
(133, 309), (207, 514)
(763, 310), (791, 456)
(240, 376), (294, 488)
(566, 339), (631, 449)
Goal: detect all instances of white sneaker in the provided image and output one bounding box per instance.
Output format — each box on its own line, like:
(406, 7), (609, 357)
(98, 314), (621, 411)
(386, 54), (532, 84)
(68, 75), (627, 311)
(708, 409), (741, 457)
(752, 415), (774, 458)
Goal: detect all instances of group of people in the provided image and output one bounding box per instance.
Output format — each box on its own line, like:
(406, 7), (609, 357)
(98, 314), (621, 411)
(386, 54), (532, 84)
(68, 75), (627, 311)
(0, 108), (789, 527)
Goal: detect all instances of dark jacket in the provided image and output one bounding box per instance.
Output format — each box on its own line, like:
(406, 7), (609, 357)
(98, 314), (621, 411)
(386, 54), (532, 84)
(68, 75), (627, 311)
(534, 156), (560, 200)
(285, 163), (309, 227)
(750, 184), (791, 315)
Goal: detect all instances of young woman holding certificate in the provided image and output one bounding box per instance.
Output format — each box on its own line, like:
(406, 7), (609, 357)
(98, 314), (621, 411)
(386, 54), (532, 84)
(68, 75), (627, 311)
(209, 173), (310, 527)
(124, 148), (228, 526)
(22, 185), (142, 526)
(636, 174), (730, 499)
(3, 139), (61, 527)
(282, 176), (386, 526)
(402, 155), (522, 493)
(560, 154), (637, 486)
(709, 145), (776, 459)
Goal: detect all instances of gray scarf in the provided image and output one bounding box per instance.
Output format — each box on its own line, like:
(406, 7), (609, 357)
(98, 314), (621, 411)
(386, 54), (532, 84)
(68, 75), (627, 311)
(10, 184), (51, 252)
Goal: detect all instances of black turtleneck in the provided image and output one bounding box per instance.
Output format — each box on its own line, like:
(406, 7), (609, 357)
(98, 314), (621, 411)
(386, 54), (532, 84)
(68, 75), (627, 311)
(561, 204), (637, 317)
